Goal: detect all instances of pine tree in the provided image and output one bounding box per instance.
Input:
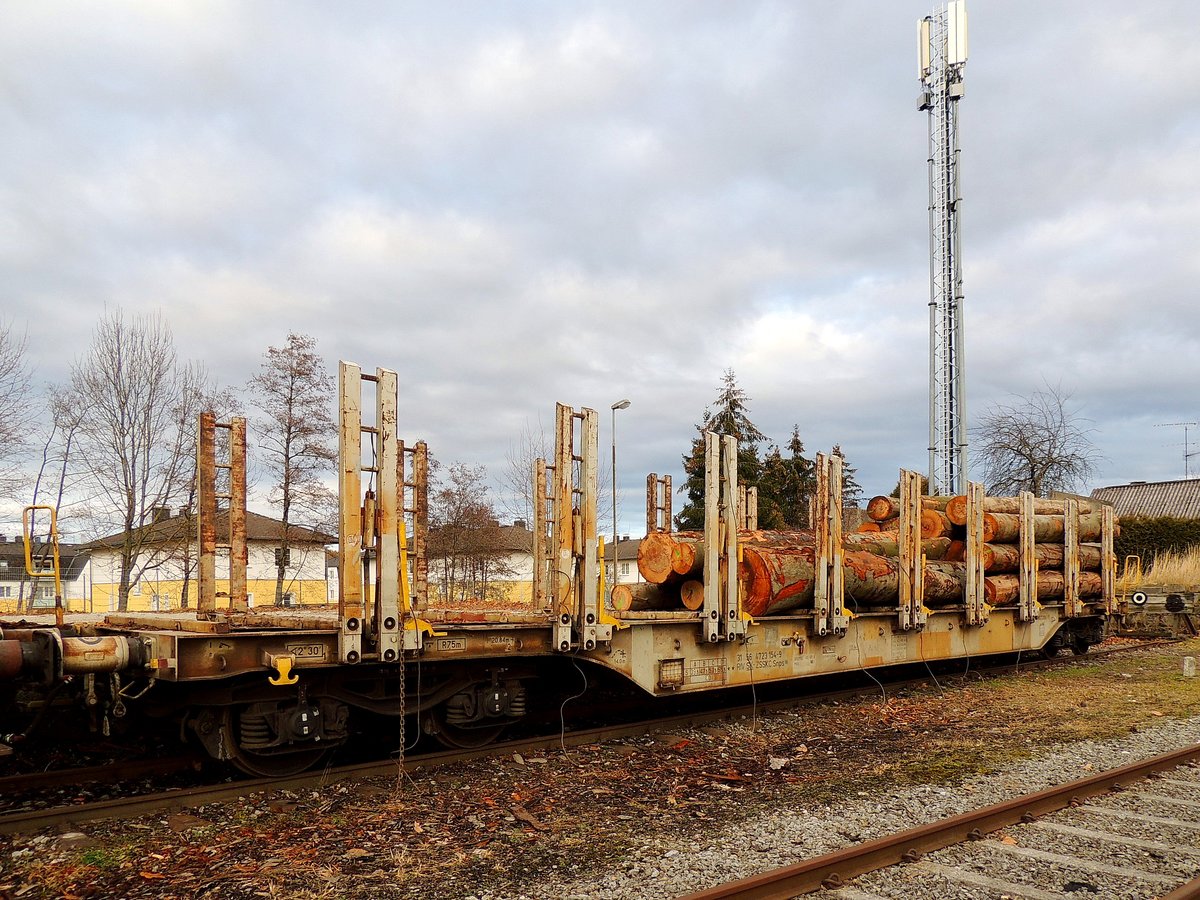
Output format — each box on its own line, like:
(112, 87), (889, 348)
(757, 425), (815, 529)
(676, 370), (768, 530)
(831, 444), (863, 510)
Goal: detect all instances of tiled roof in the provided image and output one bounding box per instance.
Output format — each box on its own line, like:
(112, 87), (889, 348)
(1089, 479), (1200, 518)
(83, 510), (334, 549)
(0, 539), (89, 579)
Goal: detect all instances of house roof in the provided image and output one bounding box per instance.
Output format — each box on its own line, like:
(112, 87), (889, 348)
(83, 510), (335, 550)
(0, 537), (89, 580)
(1089, 479), (1200, 519)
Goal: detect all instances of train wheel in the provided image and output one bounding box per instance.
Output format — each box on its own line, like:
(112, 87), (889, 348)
(219, 706), (330, 777)
(426, 706), (506, 750)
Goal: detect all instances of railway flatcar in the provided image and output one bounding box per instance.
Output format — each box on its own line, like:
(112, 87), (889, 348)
(0, 363), (1118, 775)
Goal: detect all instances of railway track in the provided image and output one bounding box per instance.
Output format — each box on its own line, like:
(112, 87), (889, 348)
(681, 744), (1200, 900)
(0, 638), (1176, 837)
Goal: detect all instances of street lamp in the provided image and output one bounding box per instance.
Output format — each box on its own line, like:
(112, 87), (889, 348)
(611, 399), (631, 597)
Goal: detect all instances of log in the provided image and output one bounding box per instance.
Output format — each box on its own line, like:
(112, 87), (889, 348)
(740, 546), (816, 616)
(680, 580), (705, 611)
(738, 546), (962, 616)
(867, 495), (953, 521)
(637, 532), (680, 585)
(855, 522), (882, 533)
(611, 582), (680, 612)
(981, 543), (1103, 573)
(984, 571), (1103, 606)
(843, 534), (953, 560)
(946, 495), (1103, 526)
(867, 496), (899, 521)
(921, 509), (953, 539)
(842, 551), (963, 607)
(671, 541), (701, 578)
(637, 530), (816, 585)
(982, 511), (1107, 544)
(944, 540), (966, 562)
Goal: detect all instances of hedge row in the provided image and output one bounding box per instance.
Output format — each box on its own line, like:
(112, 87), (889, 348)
(1113, 516), (1200, 570)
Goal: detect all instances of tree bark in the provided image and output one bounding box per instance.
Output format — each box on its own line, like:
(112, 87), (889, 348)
(611, 582), (679, 612)
(984, 571), (1103, 605)
(981, 542), (1103, 573)
(982, 511), (1106, 543)
(946, 495), (1103, 526)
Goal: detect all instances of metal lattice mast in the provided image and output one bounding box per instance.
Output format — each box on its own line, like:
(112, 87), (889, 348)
(919, 2), (968, 495)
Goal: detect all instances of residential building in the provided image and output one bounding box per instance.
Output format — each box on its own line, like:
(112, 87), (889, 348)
(1089, 480), (1200, 519)
(84, 510), (334, 612)
(0, 534), (90, 614)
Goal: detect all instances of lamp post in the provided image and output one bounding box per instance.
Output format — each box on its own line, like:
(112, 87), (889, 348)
(611, 399), (631, 597)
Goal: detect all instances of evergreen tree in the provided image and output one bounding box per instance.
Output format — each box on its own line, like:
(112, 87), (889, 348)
(676, 370), (768, 530)
(831, 444), (863, 510)
(757, 425), (815, 529)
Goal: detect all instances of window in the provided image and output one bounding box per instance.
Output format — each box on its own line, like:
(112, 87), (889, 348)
(0, 585), (11, 598)
(282, 592), (296, 607)
(40, 585), (55, 600)
(621, 563), (630, 576)
(246, 592), (255, 608)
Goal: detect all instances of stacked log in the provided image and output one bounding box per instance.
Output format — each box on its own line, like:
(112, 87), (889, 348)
(621, 494), (1112, 616)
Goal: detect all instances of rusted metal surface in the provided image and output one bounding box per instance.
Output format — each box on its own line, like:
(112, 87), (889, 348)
(552, 403), (574, 637)
(701, 433), (721, 643)
(898, 469), (925, 631)
(645, 472), (672, 534)
(963, 481), (987, 626)
(0, 640), (23, 678)
(1018, 491), (1038, 622)
(60, 636), (137, 674)
(678, 742), (1200, 900)
(377, 370), (400, 660)
(411, 441), (430, 609)
(1063, 498), (1081, 617)
(337, 363), (364, 664)
(197, 411), (217, 613)
(532, 457), (548, 611)
(1102, 504), (1117, 615)
(228, 417), (248, 611)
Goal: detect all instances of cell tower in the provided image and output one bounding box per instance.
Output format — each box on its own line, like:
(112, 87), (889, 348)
(919, 1), (968, 495)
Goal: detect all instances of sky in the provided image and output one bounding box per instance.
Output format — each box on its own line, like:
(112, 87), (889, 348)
(1, 1), (1198, 538)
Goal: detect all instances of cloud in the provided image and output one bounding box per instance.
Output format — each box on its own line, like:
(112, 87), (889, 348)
(1, 0), (1198, 535)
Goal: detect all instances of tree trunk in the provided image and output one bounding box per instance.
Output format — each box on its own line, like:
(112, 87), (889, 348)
(984, 571), (1103, 605)
(981, 542), (1103, 573)
(946, 495), (1103, 526)
(739, 546), (964, 616)
(843, 534), (953, 560)
(611, 582), (679, 612)
(982, 511), (1106, 543)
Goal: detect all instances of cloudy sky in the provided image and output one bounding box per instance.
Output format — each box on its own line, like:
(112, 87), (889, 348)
(1, 1), (1198, 536)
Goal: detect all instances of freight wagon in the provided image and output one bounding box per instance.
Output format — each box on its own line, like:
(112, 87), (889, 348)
(0, 363), (1118, 775)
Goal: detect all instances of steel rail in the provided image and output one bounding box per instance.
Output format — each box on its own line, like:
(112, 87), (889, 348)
(678, 742), (1200, 900)
(0, 638), (1176, 836)
(0, 754), (203, 796)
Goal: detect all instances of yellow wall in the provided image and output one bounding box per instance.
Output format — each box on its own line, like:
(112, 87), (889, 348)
(85, 578), (331, 612)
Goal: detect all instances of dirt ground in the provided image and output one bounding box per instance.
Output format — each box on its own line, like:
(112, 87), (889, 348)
(3, 637), (1199, 899)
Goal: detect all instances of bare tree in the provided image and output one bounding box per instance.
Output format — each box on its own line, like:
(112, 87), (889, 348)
(429, 462), (516, 603)
(0, 319), (32, 496)
(499, 418), (551, 526)
(973, 384), (1101, 497)
(70, 309), (211, 611)
(247, 333), (335, 605)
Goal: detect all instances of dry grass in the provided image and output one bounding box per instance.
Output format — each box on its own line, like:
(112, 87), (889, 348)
(1129, 546), (1200, 587)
